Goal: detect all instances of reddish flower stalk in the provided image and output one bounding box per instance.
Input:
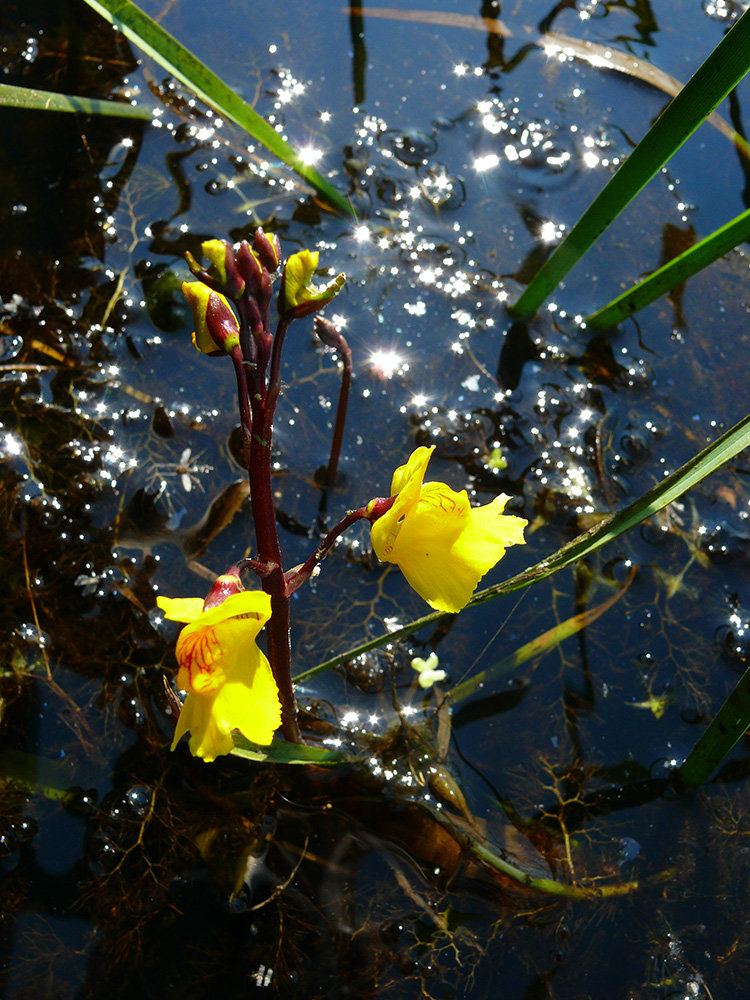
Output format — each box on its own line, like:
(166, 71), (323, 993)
(184, 233), (349, 747)
(283, 502), (378, 597)
(314, 317), (352, 487)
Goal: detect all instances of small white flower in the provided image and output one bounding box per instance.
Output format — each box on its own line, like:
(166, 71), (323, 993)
(411, 651), (447, 689)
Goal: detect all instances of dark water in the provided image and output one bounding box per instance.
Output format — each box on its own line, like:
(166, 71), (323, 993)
(1, 0), (750, 997)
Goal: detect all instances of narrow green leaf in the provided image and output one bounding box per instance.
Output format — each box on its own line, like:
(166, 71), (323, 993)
(230, 738), (352, 766)
(675, 664), (750, 789)
(0, 748), (74, 801)
(0, 82), (150, 119)
(80, 0), (354, 216)
(447, 569), (634, 704)
(296, 410), (750, 682)
(587, 206), (750, 328)
(509, 7), (750, 319)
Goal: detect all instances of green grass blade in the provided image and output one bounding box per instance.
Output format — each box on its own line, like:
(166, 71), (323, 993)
(447, 569), (633, 704)
(0, 748), (74, 801)
(587, 206), (750, 328)
(0, 82), (151, 119)
(509, 6), (750, 319)
(295, 411), (750, 682)
(675, 664), (750, 789)
(230, 738), (351, 766)
(80, 0), (354, 216)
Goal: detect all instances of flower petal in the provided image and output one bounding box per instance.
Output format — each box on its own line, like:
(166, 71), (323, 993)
(371, 446), (435, 561)
(157, 596), (206, 623)
(193, 590), (272, 631)
(390, 445), (433, 498)
(451, 495), (528, 577)
(211, 656), (281, 746)
(163, 585), (281, 761)
(385, 483), (472, 611)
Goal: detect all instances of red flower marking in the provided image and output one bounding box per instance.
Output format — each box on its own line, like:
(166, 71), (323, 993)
(177, 626), (223, 693)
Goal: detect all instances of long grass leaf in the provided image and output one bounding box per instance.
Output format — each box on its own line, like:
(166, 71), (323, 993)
(447, 569), (634, 704)
(80, 0), (354, 216)
(295, 410), (750, 682)
(0, 82), (151, 119)
(675, 664), (750, 788)
(230, 739), (351, 766)
(587, 207), (750, 328)
(0, 748), (74, 801)
(509, 7), (750, 319)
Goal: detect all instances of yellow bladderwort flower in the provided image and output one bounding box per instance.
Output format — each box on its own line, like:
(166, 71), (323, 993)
(281, 249), (345, 319)
(369, 446), (527, 613)
(157, 580), (281, 761)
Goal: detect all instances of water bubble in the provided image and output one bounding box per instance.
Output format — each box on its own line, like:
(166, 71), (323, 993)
(379, 128), (438, 166)
(125, 785), (152, 817)
(63, 787), (98, 816)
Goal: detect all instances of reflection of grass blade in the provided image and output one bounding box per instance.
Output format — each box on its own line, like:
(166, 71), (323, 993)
(510, 7), (750, 319)
(675, 665), (750, 789)
(0, 748), (72, 801)
(297, 410), (750, 681)
(231, 739), (351, 766)
(80, 0), (354, 216)
(0, 82), (151, 119)
(448, 570), (634, 705)
(587, 207), (750, 328)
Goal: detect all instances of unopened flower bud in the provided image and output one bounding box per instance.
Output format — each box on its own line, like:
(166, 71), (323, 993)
(314, 316), (351, 364)
(182, 282), (241, 356)
(236, 241), (272, 309)
(253, 227), (281, 273)
(202, 570), (244, 610)
(201, 239), (246, 298)
(280, 249), (345, 320)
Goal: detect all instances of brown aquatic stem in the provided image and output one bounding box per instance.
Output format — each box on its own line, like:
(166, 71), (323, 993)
(314, 316), (352, 487)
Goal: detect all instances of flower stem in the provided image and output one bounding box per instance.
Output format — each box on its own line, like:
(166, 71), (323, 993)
(230, 353), (253, 471)
(313, 318), (352, 487)
(284, 504), (376, 596)
(284, 497), (396, 597)
(248, 402), (301, 743)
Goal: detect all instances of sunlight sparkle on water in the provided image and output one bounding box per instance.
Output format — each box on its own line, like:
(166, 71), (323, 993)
(369, 348), (406, 378)
(474, 153), (500, 172)
(3, 432), (23, 457)
(539, 221), (564, 243)
(299, 144), (322, 165)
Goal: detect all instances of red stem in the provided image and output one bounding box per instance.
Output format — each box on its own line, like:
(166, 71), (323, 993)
(248, 396), (301, 743)
(284, 497), (395, 596)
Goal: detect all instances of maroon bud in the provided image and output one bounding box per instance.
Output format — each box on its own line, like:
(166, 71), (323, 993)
(202, 569), (245, 610)
(253, 227), (281, 273)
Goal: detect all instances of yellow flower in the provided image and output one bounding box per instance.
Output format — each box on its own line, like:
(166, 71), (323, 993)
(370, 446), (527, 613)
(282, 249), (345, 319)
(157, 587), (281, 761)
